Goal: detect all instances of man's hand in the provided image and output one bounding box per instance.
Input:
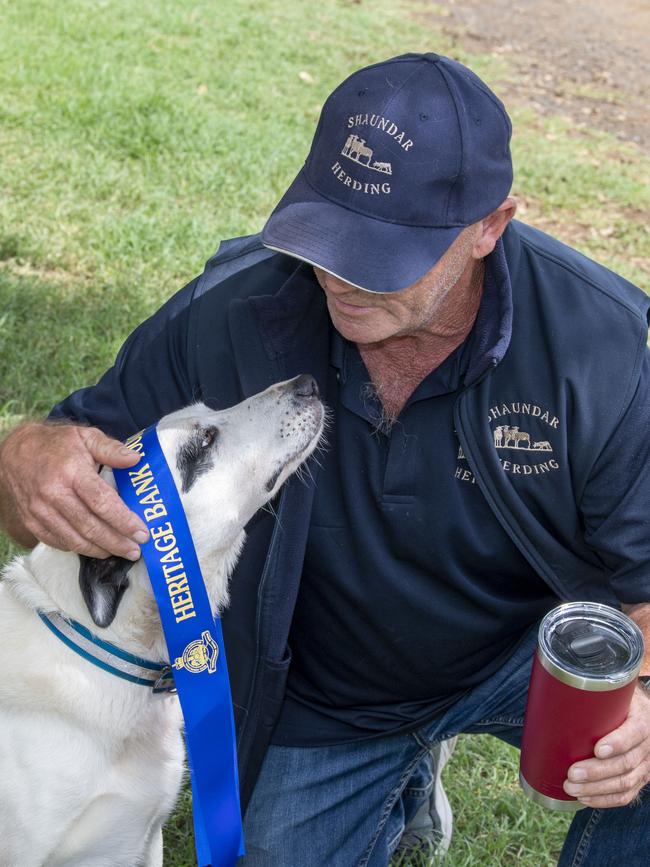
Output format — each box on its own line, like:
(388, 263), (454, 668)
(0, 421), (149, 560)
(564, 686), (650, 807)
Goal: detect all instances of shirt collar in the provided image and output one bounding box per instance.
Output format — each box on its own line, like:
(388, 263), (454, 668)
(465, 235), (513, 384)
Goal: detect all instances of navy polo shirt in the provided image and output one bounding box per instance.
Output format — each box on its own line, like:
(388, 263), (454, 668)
(272, 269), (558, 747)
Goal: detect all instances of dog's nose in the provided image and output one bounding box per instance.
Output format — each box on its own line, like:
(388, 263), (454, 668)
(292, 374), (319, 398)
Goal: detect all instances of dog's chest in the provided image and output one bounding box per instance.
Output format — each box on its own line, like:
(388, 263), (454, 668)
(0, 581), (185, 866)
(58, 723), (185, 864)
(0, 699), (184, 866)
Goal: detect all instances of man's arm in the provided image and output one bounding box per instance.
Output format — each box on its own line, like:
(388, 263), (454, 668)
(623, 602), (650, 676)
(562, 352), (650, 807)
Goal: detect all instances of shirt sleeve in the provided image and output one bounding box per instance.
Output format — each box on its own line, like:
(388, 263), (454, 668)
(48, 276), (201, 440)
(580, 348), (650, 603)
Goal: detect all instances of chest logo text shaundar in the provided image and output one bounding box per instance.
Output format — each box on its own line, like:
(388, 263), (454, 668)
(455, 401), (561, 485)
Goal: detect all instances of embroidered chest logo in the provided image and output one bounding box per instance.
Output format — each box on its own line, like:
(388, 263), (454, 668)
(493, 425), (553, 452)
(330, 113), (414, 197)
(455, 401), (561, 485)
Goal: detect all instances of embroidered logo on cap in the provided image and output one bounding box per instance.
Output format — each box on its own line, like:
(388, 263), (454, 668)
(346, 113), (414, 150)
(342, 135), (393, 174)
(328, 115), (417, 198)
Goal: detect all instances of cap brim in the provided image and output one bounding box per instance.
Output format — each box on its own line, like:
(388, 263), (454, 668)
(261, 170), (465, 293)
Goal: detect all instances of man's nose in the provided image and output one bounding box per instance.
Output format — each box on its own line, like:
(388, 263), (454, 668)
(315, 267), (355, 296)
(321, 272), (354, 295)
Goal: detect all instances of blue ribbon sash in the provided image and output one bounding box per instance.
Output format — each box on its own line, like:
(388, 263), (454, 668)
(114, 425), (244, 867)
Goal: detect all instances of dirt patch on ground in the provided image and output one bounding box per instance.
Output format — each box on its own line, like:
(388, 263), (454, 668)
(433, 0), (650, 148)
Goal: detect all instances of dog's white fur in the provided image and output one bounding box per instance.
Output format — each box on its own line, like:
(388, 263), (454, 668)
(0, 377), (323, 867)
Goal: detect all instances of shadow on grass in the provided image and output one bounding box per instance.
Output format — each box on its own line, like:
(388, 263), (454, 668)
(0, 266), (154, 420)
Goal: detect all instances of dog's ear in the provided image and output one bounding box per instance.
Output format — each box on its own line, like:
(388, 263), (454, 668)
(78, 554), (134, 628)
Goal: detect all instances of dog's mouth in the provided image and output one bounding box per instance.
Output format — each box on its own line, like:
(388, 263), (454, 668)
(265, 406), (324, 493)
(265, 466), (284, 493)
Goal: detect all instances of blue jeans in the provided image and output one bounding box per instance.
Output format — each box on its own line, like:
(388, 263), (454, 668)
(240, 624), (650, 866)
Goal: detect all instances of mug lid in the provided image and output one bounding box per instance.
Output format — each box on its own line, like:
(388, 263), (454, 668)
(538, 602), (644, 691)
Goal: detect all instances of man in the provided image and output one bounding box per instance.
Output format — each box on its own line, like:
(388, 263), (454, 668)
(1, 53), (650, 865)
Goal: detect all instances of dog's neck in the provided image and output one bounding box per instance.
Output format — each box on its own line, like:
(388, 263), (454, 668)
(5, 535), (244, 663)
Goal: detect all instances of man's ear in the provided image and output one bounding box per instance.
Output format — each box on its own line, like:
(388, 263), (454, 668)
(79, 554), (134, 628)
(473, 197), (518, 259)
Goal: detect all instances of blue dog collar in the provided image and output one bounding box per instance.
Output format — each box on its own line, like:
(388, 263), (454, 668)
(38, 610), (175, 693)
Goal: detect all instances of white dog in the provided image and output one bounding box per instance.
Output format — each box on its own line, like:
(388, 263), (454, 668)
(0, 375), (324, 867)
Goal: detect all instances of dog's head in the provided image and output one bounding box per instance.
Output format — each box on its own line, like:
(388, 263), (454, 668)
(80, 375), (324, 628)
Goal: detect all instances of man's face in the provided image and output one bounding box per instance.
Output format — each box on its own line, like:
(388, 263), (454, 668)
(313, 225), (480, 345)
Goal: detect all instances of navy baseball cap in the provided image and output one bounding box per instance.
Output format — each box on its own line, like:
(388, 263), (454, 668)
(262, 53), (513, 293)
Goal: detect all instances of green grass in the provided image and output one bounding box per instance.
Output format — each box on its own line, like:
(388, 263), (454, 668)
(0, 1), (647, 864)
(434, 737), (570, 866)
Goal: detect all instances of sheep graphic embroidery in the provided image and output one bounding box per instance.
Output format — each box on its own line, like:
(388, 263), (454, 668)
(493, 425), (552, 452)
(342, 135), (393, 174)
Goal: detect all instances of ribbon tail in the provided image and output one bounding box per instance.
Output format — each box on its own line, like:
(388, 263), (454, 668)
(186, 733), (244, 867)
(190, 767), (212, 867)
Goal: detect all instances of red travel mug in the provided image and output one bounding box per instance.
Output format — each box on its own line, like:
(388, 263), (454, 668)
(519, 602), (644, 811)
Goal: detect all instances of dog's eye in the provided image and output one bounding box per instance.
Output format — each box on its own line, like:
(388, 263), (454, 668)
(178, 426), (218, 492)
(201, 426), (218, 449)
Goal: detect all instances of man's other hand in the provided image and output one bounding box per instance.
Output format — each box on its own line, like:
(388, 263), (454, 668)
(0, 422), (149, 560)
(564, 686), (650, 807)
